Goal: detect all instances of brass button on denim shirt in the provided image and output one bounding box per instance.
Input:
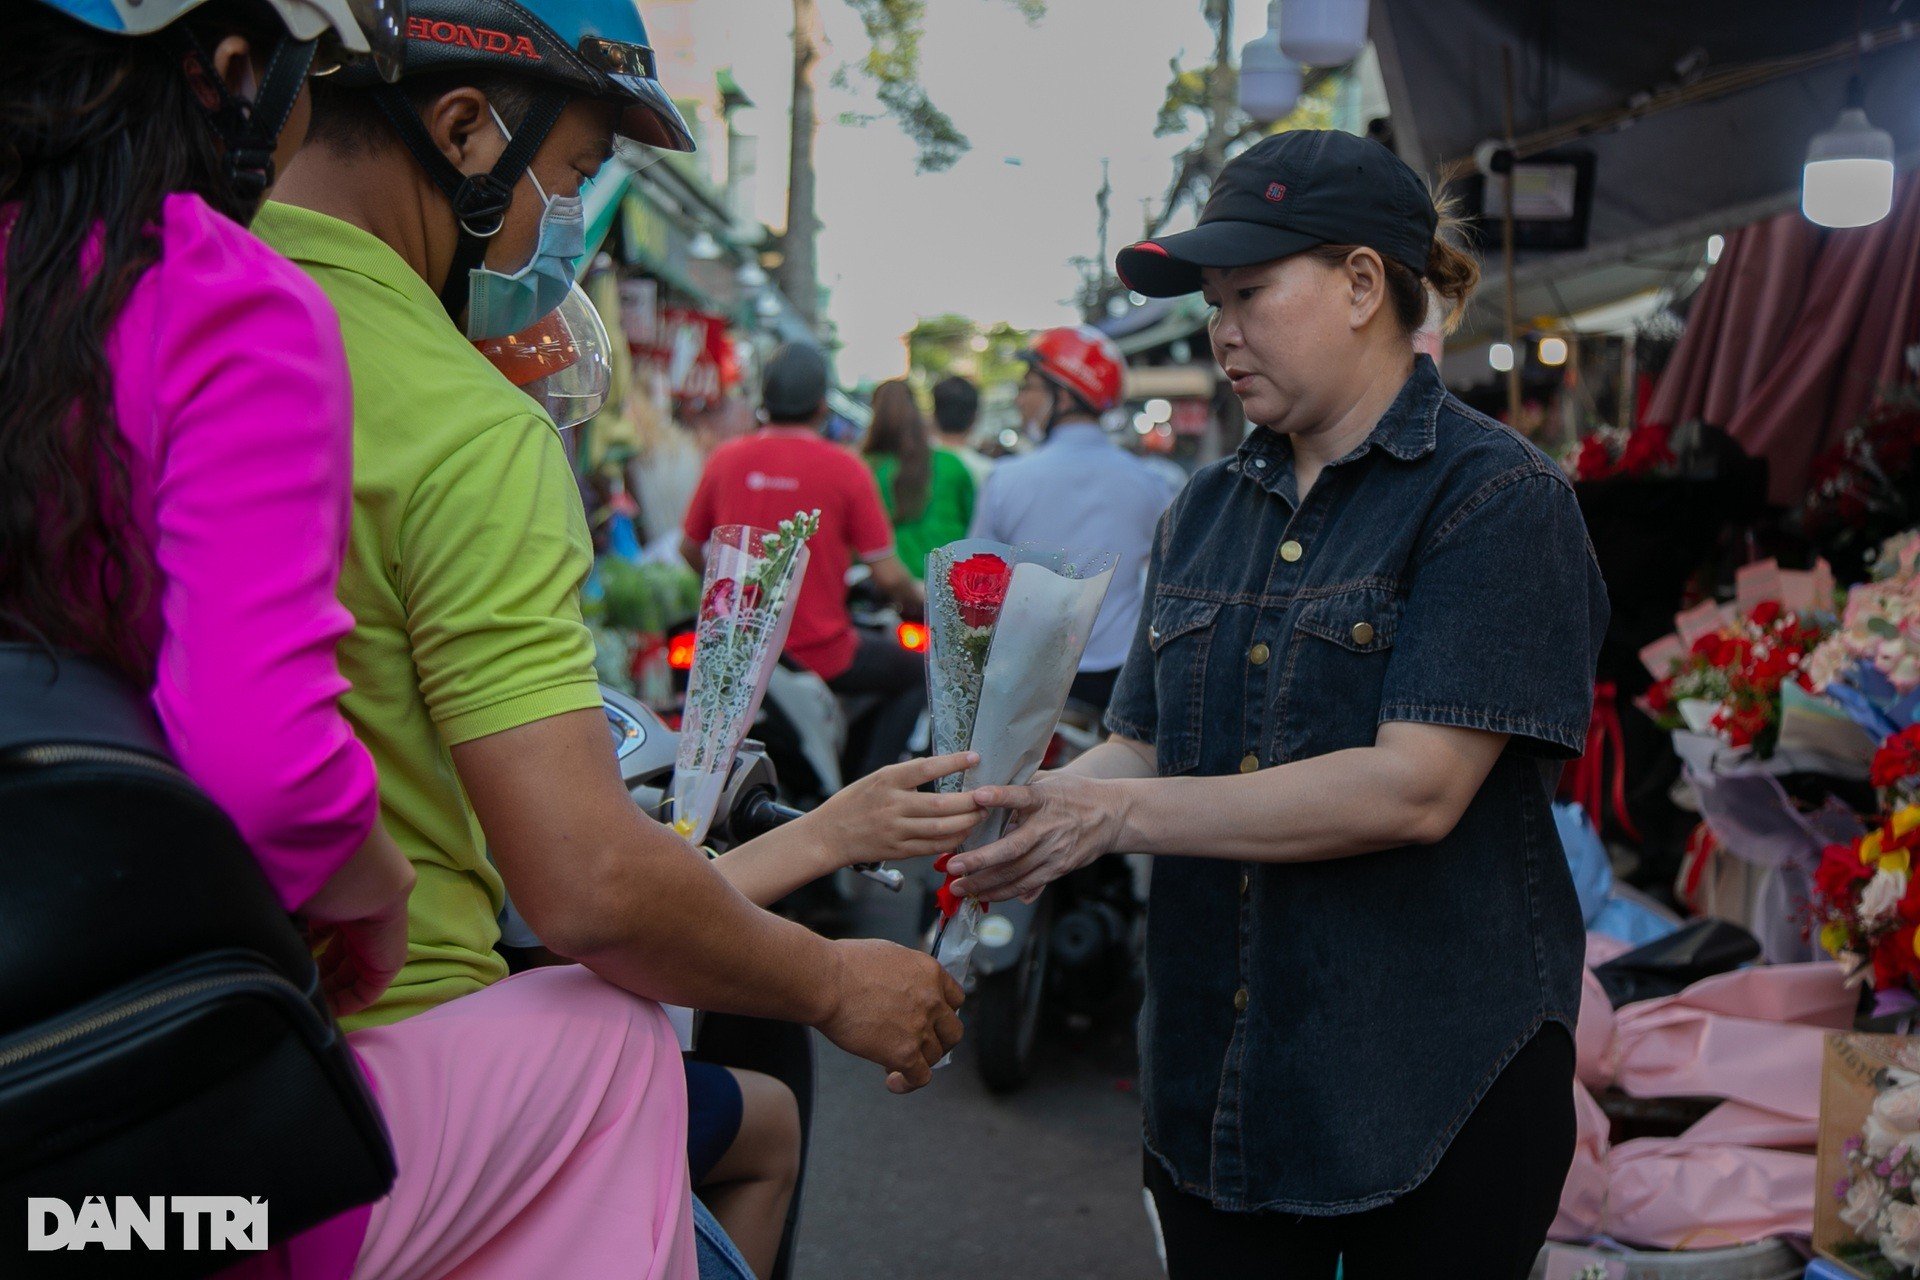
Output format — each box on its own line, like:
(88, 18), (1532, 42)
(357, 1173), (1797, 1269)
(1106, 356), (1608, 1214)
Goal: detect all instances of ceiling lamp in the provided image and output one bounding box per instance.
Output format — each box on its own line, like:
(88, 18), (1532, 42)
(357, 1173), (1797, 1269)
(1239, 3), (1302, 124)
(1279, 0), (1367, 68)
(1803, 76), (1895, 229)
(1537, 335), (1569, 367)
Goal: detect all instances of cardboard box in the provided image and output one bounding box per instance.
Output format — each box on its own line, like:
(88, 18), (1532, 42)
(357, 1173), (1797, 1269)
(1816, 1033), (1920, 1278)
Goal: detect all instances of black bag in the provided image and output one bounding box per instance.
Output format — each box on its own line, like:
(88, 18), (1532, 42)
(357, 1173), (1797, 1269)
(0, 644), (395, 1277)
(1592, 917), (1764, 1009)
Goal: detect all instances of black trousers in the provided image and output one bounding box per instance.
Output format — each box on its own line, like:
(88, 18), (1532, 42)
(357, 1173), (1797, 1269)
(826, 632), (927, 778)
(1144, 1027), (1575, 1280)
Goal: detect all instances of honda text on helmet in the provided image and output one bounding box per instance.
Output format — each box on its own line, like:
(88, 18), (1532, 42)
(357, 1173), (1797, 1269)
(335, 0), (694, 327)
(1026, 325), (1127, 418)
(34, 0), (407, 205)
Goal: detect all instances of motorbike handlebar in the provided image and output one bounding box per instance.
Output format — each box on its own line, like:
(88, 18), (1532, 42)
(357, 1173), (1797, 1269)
(733, 791), (807, 840)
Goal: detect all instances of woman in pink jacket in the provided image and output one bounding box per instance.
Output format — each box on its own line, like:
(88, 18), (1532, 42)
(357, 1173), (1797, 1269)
(1, 3), (697, 1276)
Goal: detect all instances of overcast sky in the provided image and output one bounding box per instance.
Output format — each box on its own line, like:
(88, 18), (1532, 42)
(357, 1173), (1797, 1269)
(689, 1), (1274, 382)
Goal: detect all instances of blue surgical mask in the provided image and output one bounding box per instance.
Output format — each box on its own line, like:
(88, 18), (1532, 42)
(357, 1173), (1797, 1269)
(464, 106), (587, 340)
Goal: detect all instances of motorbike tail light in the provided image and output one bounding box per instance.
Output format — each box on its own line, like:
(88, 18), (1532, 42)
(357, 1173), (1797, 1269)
(897, 621), (930, 653)
(667, 631), (698, 671)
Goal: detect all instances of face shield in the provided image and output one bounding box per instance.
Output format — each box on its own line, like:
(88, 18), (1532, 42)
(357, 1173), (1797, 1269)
(471, 283), (613, 430)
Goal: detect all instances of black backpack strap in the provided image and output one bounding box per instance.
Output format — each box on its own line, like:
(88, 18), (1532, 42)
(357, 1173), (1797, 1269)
(0, 643), (171, 760)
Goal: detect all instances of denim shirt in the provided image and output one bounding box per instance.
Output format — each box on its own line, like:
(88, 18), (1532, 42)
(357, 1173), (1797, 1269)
(1106, 355), (1608, 1214)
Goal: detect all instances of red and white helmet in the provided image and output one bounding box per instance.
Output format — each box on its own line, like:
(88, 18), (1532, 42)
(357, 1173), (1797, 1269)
(1025, 325), (1126, 415)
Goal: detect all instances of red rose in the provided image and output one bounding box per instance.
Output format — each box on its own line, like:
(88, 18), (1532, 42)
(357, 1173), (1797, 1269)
(1617, 424), (1676, 478)
(1816, 841), (1876, 906)
(701, 578), (739, 620)
(1873, 726), (1920, 788)
(1873, 926), (1920, 992)
(949, 553), (1012, 630)
(1575, 436), (1616, 482)
(1749, 600), (1784, 629)
(1646, 680), (1672, 713)
(701, 578), (766, 622)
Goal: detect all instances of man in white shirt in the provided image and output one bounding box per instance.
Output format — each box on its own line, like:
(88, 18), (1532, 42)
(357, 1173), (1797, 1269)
(970, 327), (1180, 711)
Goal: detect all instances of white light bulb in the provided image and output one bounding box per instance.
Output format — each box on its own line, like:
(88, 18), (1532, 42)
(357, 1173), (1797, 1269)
(1706, 234), (1725, 265)
(1537, 336), (1569, 367)
(1803, 103), (1895, 229)
(1145, 398), (1173, 423)
(1489, 342), (1515, 373)
(1278, 0), (1367, 67)
(1238, 33), (1302, 124)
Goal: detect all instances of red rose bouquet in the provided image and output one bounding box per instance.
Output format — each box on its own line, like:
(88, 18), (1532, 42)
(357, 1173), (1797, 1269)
(1566, 423), (1678, 483)
(924, 539), (1117, 984)
(1644, 599), (1831, 756)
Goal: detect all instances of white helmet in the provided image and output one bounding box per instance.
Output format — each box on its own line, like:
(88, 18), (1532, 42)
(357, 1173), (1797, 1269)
(33, 0), (406, 206)
(38, 0), (406, 82)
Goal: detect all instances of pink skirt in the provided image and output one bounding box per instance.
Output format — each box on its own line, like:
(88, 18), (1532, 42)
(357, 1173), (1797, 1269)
(228, 965), (696, 1280)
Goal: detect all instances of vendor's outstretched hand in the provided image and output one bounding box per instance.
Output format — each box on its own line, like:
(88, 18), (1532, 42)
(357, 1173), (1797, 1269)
(946, 773), (1124, 902)
(813, 751), (985, 867)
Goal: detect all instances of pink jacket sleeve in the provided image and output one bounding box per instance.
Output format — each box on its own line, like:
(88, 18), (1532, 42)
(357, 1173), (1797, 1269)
(139, 195), (379, 911)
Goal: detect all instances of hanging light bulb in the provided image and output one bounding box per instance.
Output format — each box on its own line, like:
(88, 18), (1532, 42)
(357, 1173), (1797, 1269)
(1488, 342), (1515, 373)
(1705, 234), (1725, 264)
(1239, 3), (1302, 123)
(688, 230), (724, 260)
(1537, 335), (1569, 367)
(1803, 75), (1895, 229)
(1279, 0), (1368, 68)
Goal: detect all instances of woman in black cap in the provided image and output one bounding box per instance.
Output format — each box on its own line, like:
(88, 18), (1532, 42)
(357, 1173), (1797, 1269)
(943, 129), (1607, 1278)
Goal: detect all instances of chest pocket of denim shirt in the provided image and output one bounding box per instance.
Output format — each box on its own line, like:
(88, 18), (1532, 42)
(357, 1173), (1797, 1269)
(1147, 596), (1221, 775)
(1276, 586), (1402, 762)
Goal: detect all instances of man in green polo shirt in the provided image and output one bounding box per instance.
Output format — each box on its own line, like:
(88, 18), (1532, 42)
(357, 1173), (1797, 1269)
(259, 0), (962, 1093)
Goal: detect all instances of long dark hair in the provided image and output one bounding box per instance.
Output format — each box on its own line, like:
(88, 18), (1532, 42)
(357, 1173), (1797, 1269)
(0, 4), (263, 678)
(864, 379), (933, 524)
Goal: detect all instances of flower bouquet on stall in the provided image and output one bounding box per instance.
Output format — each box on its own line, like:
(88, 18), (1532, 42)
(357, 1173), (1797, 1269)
(1638, 559), (1846, 766)
(1564, 422), (1680, 484)
(1806, 532), (1920, 799)
(923, 539), (1117, 983)
(1816, 1034), (1920, 1278)
(1637, 562), (1861, 961)
(668, 513), (818, 845)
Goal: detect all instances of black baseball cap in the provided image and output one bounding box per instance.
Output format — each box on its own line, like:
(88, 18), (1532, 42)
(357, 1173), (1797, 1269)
(1116, 130), (1437, 298)
(761, 342), (830, 423)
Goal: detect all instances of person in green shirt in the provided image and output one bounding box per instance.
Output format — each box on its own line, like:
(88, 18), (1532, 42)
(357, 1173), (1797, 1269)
(264, 5), (979, 1271)
(863, 378), (976, 580)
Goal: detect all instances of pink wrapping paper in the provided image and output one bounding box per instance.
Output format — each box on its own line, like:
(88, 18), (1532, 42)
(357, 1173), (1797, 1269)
(1554, 956), (1853, 1248)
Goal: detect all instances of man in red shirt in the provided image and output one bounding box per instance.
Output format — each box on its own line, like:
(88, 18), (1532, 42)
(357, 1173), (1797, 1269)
(684, 343), (926, 775)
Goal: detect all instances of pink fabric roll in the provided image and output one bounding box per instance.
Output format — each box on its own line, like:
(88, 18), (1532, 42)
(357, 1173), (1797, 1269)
(1577, 963), (1853, 1122)
(1554, 960), (1852, 1248)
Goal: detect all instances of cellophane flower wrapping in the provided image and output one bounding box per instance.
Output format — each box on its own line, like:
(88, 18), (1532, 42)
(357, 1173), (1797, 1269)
(669, 515), (816, 845)
(925, 540), (1116, 983)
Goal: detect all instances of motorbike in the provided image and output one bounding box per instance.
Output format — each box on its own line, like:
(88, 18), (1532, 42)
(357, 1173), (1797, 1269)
(945, 699), (1148, 1094)
(501, 686), (826, 1280)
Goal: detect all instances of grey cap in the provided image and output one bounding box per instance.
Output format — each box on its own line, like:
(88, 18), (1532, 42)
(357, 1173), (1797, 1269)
(761, 343), (830, 423)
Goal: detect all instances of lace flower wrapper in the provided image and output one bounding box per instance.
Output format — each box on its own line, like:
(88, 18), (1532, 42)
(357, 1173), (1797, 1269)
(670, 516), (817, 845)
